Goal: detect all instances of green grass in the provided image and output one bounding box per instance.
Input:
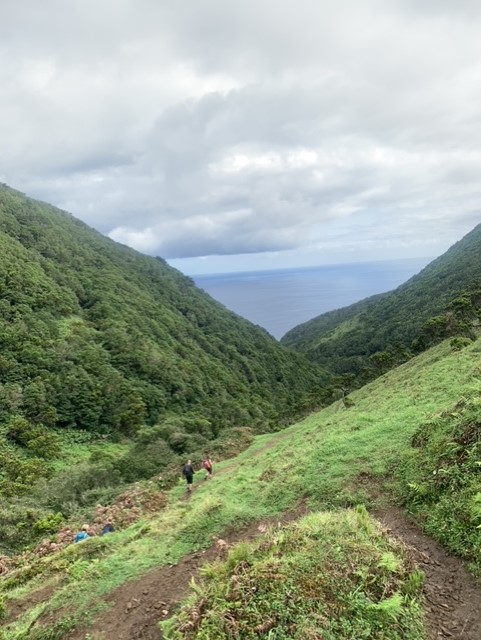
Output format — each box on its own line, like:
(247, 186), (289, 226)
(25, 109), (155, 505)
(162, 507), (426, 639)
(50, 433), (130, 472)
(313, 315), (360, 347)
(2, 338), (481, 638)
(394, 392), (481, 571)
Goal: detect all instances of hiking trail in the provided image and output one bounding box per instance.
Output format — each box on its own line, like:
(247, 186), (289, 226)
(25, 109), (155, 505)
(55, 505), (481, 640)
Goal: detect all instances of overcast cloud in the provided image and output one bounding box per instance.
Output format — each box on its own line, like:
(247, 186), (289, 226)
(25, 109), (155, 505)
(1, 0), (481, 273)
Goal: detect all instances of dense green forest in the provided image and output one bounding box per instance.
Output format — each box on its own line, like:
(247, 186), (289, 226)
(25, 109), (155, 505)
(0, 184), (328, 503)
(282, 225), (481, 378)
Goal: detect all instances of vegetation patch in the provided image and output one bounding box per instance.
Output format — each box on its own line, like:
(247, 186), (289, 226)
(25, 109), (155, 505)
(396, 395), (481, 571)
(283, 221), (481, 392)
(162, 508), (426, 640)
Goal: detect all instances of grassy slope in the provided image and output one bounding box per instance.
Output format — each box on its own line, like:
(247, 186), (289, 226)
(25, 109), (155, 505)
(2, 337), (481, 638)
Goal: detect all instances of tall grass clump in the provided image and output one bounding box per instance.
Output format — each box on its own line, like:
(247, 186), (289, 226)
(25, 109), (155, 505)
(162, 508), (426, 640)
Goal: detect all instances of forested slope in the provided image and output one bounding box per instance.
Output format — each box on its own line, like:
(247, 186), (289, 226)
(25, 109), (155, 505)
(281, 224), (481, 375)
(0, 184), (327, 438)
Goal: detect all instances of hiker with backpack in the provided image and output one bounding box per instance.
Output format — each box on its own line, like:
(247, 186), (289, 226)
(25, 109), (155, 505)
(74, 524), (91, 543)
(182, 460), (195, 492)
(202, 456), (213, 480)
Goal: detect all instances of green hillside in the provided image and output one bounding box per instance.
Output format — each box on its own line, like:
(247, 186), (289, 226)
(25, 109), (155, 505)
(2, 335), (481, 638)
(0, 184), (330, 498)
(281, 225), (481, 376)
(0, 184), (328, 433)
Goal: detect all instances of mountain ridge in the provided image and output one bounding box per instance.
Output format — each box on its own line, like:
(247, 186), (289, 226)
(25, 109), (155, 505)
(281, 223), (481, 376)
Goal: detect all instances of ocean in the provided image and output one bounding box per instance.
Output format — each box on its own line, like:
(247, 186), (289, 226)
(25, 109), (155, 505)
(193, 258), (431, 340)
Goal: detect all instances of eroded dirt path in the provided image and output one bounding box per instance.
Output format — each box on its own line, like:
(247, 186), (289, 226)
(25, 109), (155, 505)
(64, 506), (308, 640)
(53, 505), (481, 639)
(65, 541), (225, 640)
(375, 507), (481, 640)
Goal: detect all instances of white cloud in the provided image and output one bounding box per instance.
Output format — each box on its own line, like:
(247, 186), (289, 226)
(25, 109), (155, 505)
(1, 0), (481, 270)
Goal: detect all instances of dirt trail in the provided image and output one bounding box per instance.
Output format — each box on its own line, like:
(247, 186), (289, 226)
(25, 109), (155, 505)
(64, 506), (309, 640)
(375, 507), (481, 640)
(32, 505), (481, 639)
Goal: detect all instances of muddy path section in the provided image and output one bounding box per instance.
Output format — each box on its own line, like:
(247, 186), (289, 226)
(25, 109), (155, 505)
(66, 545), (218, 640)
(375, 507), (481, 640)
(5, 582), (58, 625)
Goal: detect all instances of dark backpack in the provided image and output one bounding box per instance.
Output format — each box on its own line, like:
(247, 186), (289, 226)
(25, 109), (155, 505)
(183, 464), (194, 477)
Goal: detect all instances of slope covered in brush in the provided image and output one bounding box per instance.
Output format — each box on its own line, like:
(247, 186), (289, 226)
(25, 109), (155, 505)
(0, 184), (327, 439)
(281, 224), (481, 375)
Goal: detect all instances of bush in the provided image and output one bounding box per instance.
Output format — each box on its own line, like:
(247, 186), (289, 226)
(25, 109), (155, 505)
(37, 461), (123, 515)
(0, 499), (58, 553)
(450, 336), (472, 351)
(33, 512), (64, 535)
(0, 446), (52, 496)
(0, 595), (7, 621)
(115, 438), (176, 482)
(6, 414), (61, 458)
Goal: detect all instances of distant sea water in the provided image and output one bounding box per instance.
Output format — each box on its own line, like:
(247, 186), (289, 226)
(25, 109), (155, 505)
(193, 258), (432, 340)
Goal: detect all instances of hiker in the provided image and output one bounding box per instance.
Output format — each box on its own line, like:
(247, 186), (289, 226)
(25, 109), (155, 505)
(74, 525), (91, 543)
(101, 521), (115, 535)
(202, 455), (213, 479)
(182, 460), (195, 492)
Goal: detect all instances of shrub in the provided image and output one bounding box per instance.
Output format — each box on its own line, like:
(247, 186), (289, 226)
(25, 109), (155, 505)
(0, 447), (52, 496)
(450, 336), (472, 351)
(33, 512), (64, 535)
(38, 461), (123, 515)
(0, 595), (8, 621)
(6, 415), (61, 458)
(115, 439), (176, 482)
(0, 499), (58, 553)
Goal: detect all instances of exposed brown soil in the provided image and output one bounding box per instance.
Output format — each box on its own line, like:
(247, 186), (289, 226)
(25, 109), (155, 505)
(375, 507), (481, 640)
(12, 503), (481, 640)
(5, 581), (58, 624)
(66, 545), (218, 640)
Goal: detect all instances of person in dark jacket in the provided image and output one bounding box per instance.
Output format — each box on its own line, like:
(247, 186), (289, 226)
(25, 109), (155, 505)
(182, 460), (195, 492)
(101, 521), (115, 535)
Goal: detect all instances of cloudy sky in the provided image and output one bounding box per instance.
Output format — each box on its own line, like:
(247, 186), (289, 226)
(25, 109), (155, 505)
(1, 0), (481, 274)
